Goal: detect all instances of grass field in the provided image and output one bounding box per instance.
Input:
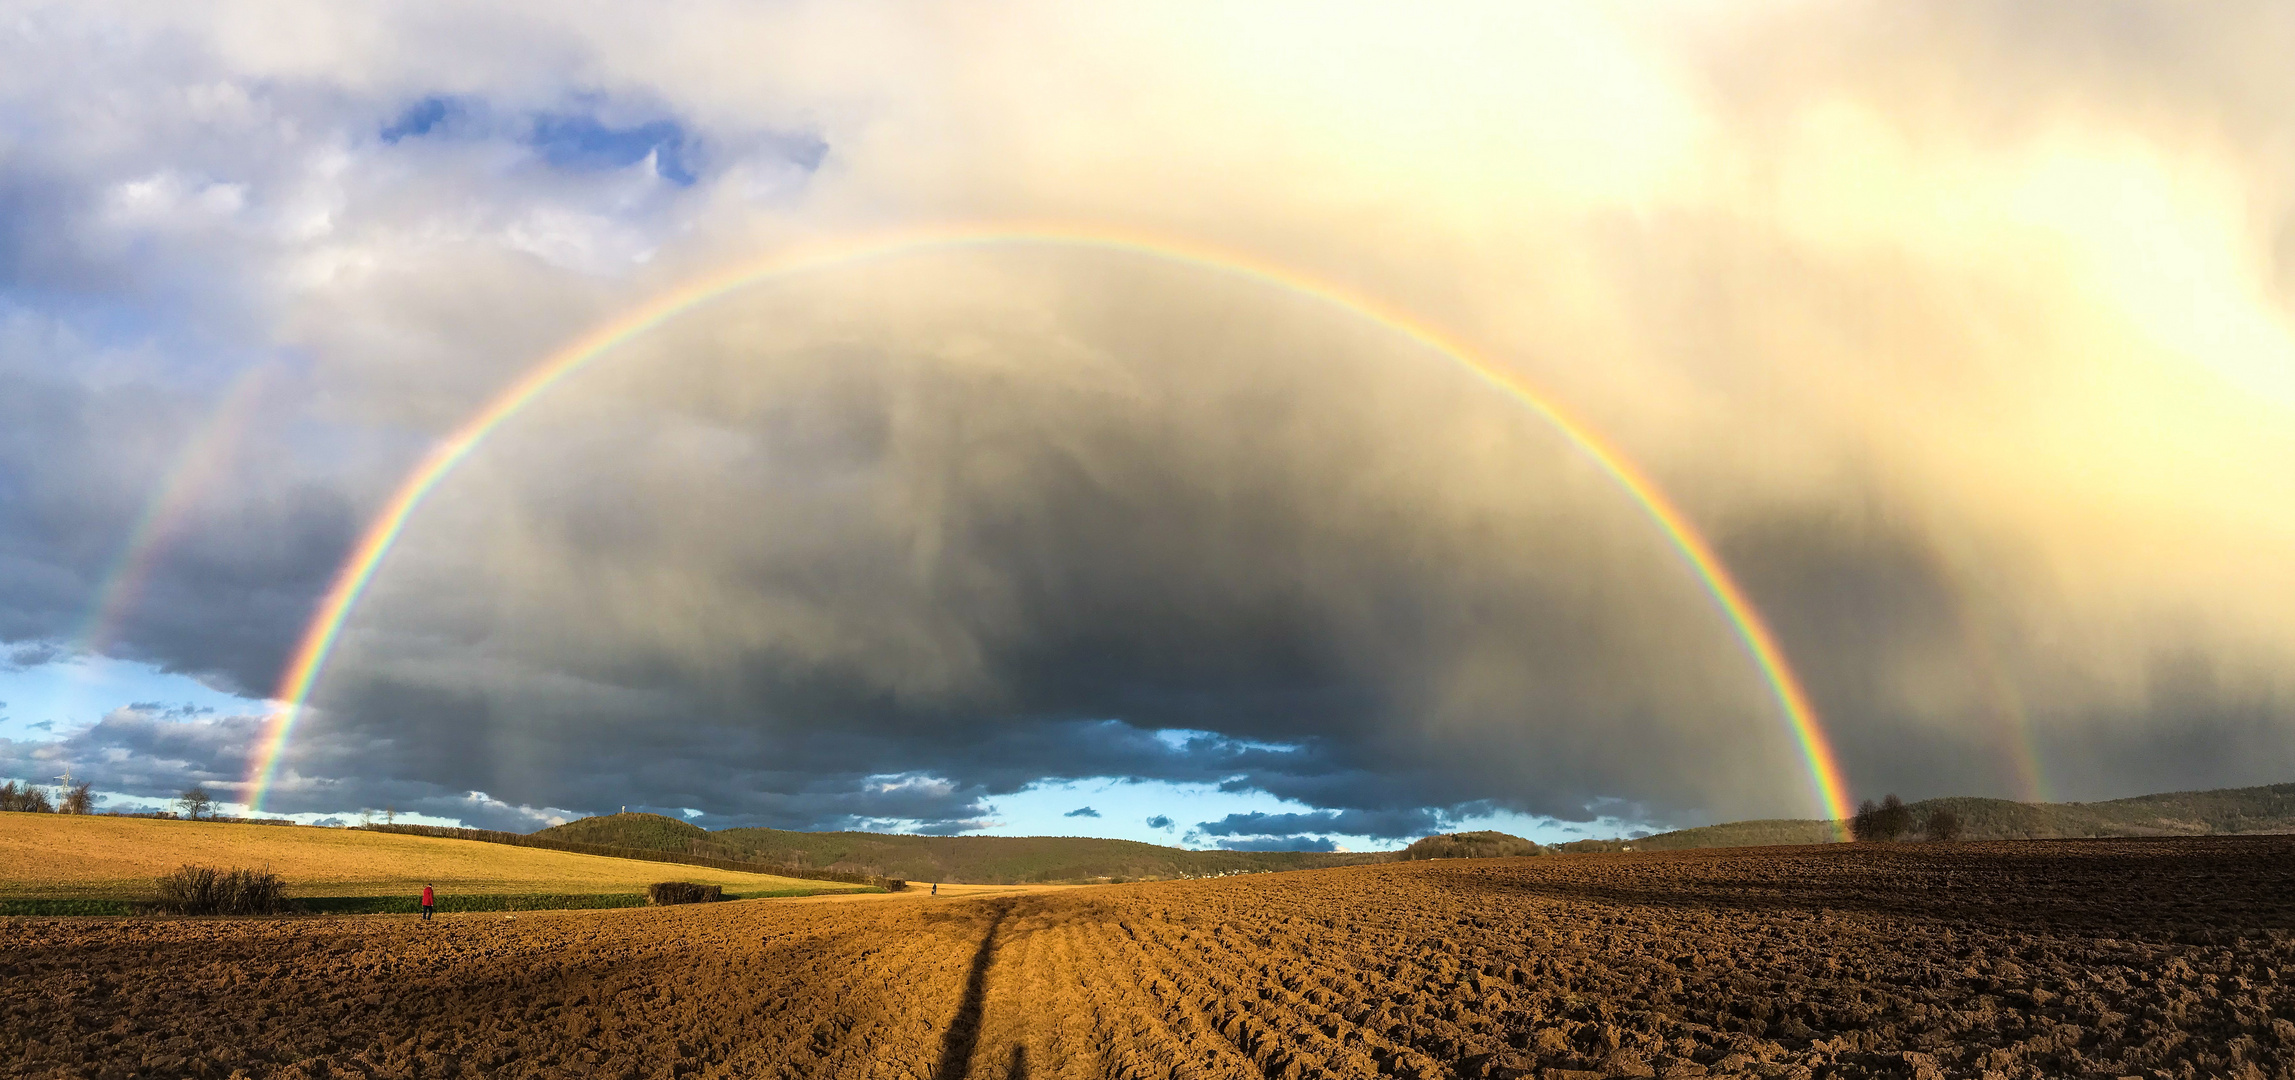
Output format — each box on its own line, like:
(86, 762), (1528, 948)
(0, 814), (868, 901)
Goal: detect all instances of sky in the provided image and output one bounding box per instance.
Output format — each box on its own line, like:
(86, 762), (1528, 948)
(3, 2), (2294, 850)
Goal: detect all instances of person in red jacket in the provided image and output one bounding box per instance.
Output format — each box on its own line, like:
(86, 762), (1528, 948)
(420, 883), (435, 921)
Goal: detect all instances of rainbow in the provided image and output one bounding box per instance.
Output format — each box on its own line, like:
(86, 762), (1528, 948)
(244, 224), (1857, 828)
(72, 367), (271, 660)
(1955, 604), (2051, 804)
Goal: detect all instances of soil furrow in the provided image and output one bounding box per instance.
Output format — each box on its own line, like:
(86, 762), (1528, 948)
(7, 837), (2293, 1079)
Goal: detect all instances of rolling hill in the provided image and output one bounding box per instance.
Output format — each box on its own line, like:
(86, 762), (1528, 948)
(1555, 782), (2295, 852)
(535, 780), (2295, 876)
(538, 814), (1391, 883)
(0, 813), (863, 900)
(1397, 831), (1546, 860)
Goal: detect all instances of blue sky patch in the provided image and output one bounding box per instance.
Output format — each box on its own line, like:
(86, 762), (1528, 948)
(530, 113), (697, 185)
(381, 96), (458, 143)
(381, 97), (702, 185)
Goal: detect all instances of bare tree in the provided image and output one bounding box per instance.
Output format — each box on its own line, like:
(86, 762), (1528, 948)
(61, 782), (94, 815)
(1851, 794), (1913, 841)
(1, 780), (54, 812)
(178, 786), (214, 821)
(1925, 807), (1964, 842)
(1851, 799), (1879, 841)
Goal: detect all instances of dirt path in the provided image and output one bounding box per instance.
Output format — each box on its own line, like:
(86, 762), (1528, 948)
(5, 837), (2293, 1079)
(773, 881), (1086, 905)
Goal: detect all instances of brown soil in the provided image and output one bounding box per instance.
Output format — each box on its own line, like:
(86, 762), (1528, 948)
(5, 836), (2292, 1079)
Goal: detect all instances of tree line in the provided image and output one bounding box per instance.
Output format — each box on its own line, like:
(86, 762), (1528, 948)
(1850, 793), (1963, 842)
(0, 780), (230, 819)
(0, 779), (93, 814)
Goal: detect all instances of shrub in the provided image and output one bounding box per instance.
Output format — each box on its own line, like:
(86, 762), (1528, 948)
(154, 865), (289, 915)
(645, 881), (724, 905)
(1925, 807), (1964, 842)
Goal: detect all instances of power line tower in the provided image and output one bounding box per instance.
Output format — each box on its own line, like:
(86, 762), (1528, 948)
(52, 764), (79, 814)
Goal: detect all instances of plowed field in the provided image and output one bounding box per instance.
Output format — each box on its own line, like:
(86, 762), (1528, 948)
(6, 837), (2292, 1080)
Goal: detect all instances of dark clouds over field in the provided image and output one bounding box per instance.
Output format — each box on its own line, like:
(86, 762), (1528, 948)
(4, 3), (2295, 840)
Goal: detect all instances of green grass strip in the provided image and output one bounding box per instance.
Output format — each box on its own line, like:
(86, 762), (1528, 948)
(725, 885), (884, 899)
(296, 893), (649, 914)
(0, 898), (142, 916)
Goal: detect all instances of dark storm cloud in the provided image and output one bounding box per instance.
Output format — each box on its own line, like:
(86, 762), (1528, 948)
(1708, 499), (2295, 805)
(2034, 651), (2295, 801)
(0, 367), (357, 695)
(268, 247), (2258, 833)
(1215, 836), (1337, 853)
(1193, 809), (1446, 842)
(0, 704), (577, 831)
(6, 644), (64, 669)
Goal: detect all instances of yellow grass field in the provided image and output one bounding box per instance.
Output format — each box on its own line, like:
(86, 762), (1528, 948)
(0, 814), (864, 899)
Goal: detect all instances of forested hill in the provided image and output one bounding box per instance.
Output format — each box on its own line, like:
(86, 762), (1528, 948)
(534, 815), (1389, 884)
(535, 781), (2295, 876)
(1554, 782), (2295, 852)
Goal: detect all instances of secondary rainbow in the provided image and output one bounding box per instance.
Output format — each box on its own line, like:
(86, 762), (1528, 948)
(1955, 604), (2052, 804)
(245, 223), (1858, 827)
(72, 366), (271, 659)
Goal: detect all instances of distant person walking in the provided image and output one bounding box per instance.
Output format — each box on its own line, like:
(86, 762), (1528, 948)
(420, 883), (435, 921)
(930, 883), (937, 896)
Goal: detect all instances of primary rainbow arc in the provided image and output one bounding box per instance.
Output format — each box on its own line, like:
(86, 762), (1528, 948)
(244, 223), (1857, 830)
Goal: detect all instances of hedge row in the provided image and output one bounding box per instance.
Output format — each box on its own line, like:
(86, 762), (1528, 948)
(645, 881), (721, 905)
(0, 899), (140, 916)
